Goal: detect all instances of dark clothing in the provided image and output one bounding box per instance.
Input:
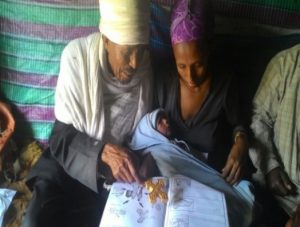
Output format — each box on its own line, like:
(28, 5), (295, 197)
(155, 65), (253, 174)
(27, 120), (106, 192)
(23, 120), (108, 227)
(22, 176), (109, 227)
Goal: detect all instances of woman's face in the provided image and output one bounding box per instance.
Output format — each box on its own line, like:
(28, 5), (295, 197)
(173, 40), (209, 89)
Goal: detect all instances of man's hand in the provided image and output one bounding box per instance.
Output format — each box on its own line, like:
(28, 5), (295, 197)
(222, 136), (248, 185)
(101, 143), (142, 184)
(266, 167), (297, 196)
(0, 102), (15, 152)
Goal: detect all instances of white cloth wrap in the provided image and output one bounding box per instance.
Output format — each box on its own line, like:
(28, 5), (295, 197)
(99, 0), (150, 45)
(55, 33), (152, 141)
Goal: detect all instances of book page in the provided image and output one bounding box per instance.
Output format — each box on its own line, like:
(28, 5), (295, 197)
(99, 177), (168, 227)
(164, 175), (229, 227)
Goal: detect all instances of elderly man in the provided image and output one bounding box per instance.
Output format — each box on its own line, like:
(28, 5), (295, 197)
(250, 44), (300, 227)
(22, 0), (152, 227)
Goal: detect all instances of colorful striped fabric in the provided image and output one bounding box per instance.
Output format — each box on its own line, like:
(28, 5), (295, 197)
(0, 0), (172, 146)
(0, 0), (99, 146)
(0, 0), (299, 146)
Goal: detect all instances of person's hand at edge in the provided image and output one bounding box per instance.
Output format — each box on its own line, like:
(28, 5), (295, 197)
(266, 167), (297, 196)
(0, 101), (15, 152)
(285, 204), (300, 227)
(101, 143), (142, 184)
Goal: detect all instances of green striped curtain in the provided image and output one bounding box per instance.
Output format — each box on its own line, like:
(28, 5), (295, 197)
(0, 0), (99, 145)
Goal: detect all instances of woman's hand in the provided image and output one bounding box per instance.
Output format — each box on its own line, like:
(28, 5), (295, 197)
(0, 101), (15, 152)
(221, 134), (248, 185)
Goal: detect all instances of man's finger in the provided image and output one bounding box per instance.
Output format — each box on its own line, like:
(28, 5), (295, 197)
(113, 172), (123, 182)
(122, 172), (134, 183)
(126, 158), (142, 184)
(115, 158), (134, 183)
(122, 163), (135, 183)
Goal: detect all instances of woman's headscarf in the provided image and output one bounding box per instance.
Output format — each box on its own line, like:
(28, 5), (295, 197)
(99, 0), (150, 45)
(170, 0), (214, 45)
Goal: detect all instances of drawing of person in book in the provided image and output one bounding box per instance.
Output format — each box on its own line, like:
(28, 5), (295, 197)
(129, 108), (258, 227)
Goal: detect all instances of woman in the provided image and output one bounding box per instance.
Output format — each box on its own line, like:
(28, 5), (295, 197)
(155, 0), (254, 185)
(129, 109), (255, 227)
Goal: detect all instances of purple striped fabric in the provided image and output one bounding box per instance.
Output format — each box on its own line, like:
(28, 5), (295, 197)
(0, 17), (98, 41)
(0, 68), (58, 89)
(16, 105), (55, 122)
(0, 1), (99, 145)
(38, 140), (49, 147)
(34, 139), (48, 147)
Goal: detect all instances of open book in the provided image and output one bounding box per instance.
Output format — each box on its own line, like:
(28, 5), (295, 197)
(99, 175), (229, 227)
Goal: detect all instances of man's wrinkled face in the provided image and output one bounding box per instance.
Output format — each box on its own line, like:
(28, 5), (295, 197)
(103, 36), (147, 84)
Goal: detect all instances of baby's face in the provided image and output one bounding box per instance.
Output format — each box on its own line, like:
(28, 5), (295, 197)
(156, 115), (171, 138)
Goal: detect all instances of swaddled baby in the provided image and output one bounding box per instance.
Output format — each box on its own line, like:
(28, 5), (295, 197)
(129, 108), (257, 227)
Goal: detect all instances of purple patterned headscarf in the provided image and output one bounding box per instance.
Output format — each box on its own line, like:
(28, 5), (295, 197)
(170, 0), (214, 45)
